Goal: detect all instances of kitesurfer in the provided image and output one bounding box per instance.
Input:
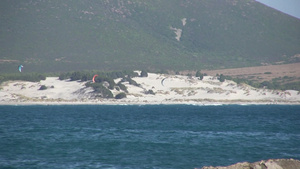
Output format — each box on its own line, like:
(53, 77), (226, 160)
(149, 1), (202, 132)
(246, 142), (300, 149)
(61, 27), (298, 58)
(18, 65), (23, 72)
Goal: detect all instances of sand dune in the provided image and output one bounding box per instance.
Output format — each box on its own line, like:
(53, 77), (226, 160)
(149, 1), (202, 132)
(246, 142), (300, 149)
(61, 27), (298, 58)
(0, 72), (299, 105)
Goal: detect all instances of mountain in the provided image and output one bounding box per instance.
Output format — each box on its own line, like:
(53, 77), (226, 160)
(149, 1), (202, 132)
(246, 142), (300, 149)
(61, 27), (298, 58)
(1, 0), (300, 73)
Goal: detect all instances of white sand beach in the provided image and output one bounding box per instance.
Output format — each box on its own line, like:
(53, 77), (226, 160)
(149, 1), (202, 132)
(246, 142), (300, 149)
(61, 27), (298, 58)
(1, 72), (299, 105)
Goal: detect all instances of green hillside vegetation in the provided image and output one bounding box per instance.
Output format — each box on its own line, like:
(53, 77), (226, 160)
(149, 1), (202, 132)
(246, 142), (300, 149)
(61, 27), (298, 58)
(222, 75), (300, 91)
(1, 0), (300, 73)
(0, 73), (46, 84)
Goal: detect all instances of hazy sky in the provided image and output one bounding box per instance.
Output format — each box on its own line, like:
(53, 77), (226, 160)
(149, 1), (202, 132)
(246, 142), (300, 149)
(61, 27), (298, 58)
(256, 0), (300, 19)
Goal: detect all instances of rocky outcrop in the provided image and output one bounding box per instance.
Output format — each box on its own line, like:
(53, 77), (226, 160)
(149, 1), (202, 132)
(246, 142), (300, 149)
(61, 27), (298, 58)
(200, 159), (300, 169)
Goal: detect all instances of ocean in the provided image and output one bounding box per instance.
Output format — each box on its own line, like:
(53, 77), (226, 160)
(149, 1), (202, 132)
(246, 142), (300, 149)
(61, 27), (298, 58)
(0, 105), (299, 169)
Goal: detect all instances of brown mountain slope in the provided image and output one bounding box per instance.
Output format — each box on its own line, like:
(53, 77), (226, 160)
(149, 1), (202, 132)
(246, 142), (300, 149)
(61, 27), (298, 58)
(202, 63), (300, 83)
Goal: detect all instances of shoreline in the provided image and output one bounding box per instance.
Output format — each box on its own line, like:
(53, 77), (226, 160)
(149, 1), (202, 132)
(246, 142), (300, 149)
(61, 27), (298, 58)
(1, 100), (299, 106)
(1, 73), (299, 106)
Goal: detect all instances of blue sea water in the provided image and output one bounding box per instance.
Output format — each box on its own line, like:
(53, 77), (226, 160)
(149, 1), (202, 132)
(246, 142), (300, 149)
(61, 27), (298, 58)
(0, 105), (299, 169)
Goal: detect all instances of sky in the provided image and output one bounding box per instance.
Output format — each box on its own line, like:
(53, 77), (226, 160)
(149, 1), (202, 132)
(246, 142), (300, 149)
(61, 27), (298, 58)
(255, 0), (300, 19)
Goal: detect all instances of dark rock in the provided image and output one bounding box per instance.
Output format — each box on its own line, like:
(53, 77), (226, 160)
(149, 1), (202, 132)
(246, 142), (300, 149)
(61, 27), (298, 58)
(199, 159), (300, 169)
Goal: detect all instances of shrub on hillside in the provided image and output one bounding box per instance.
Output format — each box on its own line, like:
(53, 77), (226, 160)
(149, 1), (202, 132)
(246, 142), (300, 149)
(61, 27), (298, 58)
(70, 71), (82, 81)
(218, 74), (225, 82)
(115, 92), (126, 99)
(145, 89), (155, 95)
(85, 82), (113, 98)
(121, 77), (139, 87)
(39, 85), (47, 90)
(117, 82), (128, 93)
(59, 73), (69, 80)
(196, 70), (204, 80)
(140, 70), (148, 77)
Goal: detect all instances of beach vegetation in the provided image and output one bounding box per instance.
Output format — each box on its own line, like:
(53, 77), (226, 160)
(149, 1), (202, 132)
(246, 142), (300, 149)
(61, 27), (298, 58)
(115, 92), (126, 99)
(145, 89), (155, 95)
(140, 70), (148, 77)
(121, 77), (140, 87)
(39, 85), (47, 90)
(70, 72), (83, 81)
(218, 74), (226, 82)
(0, 73), (46, 84)
(117, 82), (128, 93)
(195, 71), (205, 80)
(61, 70), (138, 82)
(224, 75), (300, 91)
(86, 82), (113, 98)
(93, 76), (116, 90)
(59, 72), (71, 80)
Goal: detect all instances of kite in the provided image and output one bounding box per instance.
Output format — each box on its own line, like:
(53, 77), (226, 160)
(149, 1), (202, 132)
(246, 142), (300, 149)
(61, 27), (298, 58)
(161, 77), (167, 86)
(92, 74), (98, 83)
(18, 65), (23, 72)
